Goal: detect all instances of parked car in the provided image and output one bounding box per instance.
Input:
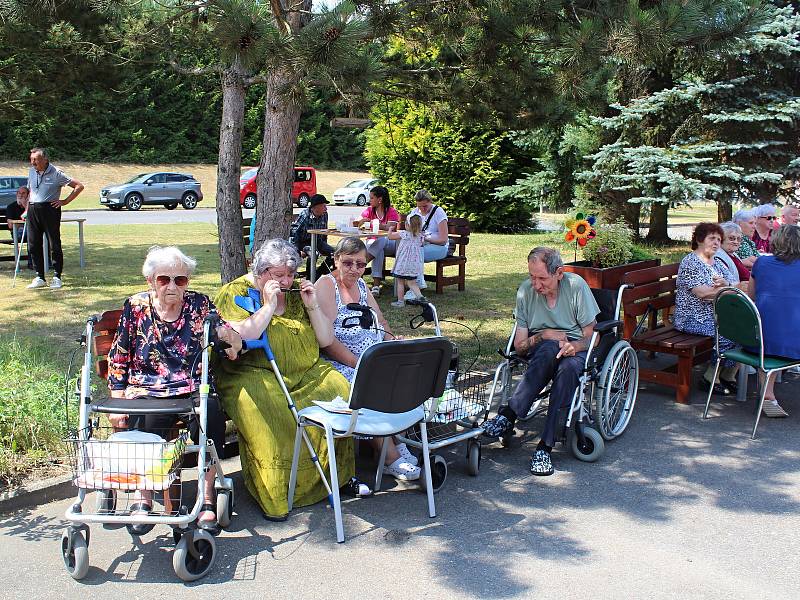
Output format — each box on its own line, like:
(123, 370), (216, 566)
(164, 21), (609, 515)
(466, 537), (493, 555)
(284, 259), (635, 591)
(332, 178), (378, 206)
(100, 172), (203, 211)
(0, 175), (28, 209)
(239, 166), (317, 209)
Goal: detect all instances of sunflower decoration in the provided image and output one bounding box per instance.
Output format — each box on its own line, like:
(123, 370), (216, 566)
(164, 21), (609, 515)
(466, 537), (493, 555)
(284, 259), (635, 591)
(564, 212), (597, 247)
(564, 212), (597, 261)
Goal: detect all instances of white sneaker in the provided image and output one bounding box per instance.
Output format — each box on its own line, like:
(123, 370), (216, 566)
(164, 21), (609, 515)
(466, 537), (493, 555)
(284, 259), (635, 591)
(50, 276), (63, 289)
(384, 457), (420, 481)
(27, 277), (47, 289)
(395, 443), (419, 466)
(404, 290), (416, 301)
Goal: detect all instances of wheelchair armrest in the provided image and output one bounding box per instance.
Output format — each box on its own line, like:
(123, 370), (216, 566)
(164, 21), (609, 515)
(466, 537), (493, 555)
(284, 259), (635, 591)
(90, 394), (197, 415)
(594, 320), (622, 335)
(497, 348), (527, 365)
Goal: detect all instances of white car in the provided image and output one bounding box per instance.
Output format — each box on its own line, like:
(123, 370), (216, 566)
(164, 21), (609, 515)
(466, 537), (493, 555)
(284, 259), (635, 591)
(332, 178), (378, 206)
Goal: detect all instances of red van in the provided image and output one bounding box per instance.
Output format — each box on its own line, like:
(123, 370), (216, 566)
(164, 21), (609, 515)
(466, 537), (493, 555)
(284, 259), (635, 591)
(239, 166), (317, 209)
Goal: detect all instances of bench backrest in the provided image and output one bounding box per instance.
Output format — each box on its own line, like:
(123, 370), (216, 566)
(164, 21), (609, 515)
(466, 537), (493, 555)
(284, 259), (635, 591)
(92, 309), (124, 380)
(621, 263), (680, 339)
(243, 216), (253, 247)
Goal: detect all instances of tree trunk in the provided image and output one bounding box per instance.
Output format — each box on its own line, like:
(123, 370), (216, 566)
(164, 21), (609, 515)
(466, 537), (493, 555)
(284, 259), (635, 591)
(216, 58), (248, 284)
(254, 66), (303, 247)
(645, 202), (670, 242)
(717, 198), (732, 222)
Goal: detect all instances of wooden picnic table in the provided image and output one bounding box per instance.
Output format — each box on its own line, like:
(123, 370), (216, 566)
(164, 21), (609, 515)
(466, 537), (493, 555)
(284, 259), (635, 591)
(307, 228), (389, 282)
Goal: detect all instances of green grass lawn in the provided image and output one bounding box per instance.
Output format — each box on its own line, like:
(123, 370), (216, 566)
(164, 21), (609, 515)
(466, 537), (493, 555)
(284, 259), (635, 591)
(0, 223), (692, 484)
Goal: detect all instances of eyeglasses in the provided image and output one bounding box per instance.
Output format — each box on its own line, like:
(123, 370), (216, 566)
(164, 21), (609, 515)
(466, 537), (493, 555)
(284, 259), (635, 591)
(726, 235), (742, 241)
(339, 259), (367, 270)
(155, 275), (189, 286)
(760, 216), (776, 220)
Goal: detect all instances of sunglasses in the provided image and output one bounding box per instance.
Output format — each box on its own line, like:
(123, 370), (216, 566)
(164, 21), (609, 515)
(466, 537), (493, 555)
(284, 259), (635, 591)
(155, 275), (189, 286)
(760, 216), (776, 220)
(339, 259), (368, 270)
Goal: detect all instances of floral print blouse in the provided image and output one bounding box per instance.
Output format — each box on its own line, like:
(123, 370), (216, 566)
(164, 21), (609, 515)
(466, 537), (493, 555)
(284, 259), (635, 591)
(107, 291), (222, 399)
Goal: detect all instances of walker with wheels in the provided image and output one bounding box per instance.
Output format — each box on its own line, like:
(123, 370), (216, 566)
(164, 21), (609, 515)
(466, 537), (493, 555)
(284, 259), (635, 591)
(61, 313), (233, 582)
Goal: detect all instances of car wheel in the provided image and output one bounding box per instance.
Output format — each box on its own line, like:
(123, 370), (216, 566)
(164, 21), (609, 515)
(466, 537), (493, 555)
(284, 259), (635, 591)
(297, 193), (310, 208)
(243, 194), (257, 210)
(356, 194), (367, 206)
(125, 193), (143, 211)
(165, 203), (178, 210)
(181, 193), (198, 210)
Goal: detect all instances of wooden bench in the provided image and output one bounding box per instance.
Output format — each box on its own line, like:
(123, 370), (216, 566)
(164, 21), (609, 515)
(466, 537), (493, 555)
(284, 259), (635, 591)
(0, 206), (27, 263)
(381, 216), (471, 294)
(622, 263), (715, 404)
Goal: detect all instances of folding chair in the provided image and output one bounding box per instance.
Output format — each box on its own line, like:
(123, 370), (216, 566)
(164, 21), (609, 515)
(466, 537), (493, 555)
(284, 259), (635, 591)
(703, 287), (800, 438)
(287, 337), (452, 543)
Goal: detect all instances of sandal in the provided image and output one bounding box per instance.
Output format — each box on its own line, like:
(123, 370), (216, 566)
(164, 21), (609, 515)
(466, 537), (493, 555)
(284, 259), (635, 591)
(698, 377), (733, 396)
(370, 285), (381, 297)
(384, 457), (420, 481)
(762, 399), (789, 418)
(197, 503), (219, 531)
(341, 477), (373, 497)
(128, 502), (154, 536)
(720, 378), (738, 394)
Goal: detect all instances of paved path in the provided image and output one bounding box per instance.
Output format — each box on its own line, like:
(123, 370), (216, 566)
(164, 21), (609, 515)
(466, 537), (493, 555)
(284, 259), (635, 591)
(64, 205), (363, 226)
(2, 370), (799, 599)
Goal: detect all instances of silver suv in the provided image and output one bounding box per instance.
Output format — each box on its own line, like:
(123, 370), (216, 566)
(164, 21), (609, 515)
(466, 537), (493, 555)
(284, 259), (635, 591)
(100, 172), (203, 211)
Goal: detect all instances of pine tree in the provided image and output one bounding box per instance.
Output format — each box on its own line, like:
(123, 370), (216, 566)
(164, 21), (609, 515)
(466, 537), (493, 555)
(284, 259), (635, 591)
(580, 3), (800, 240)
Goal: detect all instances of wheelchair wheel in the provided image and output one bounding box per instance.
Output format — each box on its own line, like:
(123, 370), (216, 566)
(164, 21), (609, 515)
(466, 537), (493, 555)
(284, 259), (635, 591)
(594, 341), (639, 440)
(569, 425), (604, 462)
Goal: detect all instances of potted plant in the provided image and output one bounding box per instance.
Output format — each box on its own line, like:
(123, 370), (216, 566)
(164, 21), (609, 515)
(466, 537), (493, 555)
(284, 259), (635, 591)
(562, 217), (660, 290)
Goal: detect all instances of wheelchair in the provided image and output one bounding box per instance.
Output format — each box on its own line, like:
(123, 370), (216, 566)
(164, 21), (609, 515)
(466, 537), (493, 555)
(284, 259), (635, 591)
(486, 284), (639, 460)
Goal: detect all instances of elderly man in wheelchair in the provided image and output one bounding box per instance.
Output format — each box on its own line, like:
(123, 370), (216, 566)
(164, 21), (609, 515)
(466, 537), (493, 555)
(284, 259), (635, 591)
(483, 247), (602, 476)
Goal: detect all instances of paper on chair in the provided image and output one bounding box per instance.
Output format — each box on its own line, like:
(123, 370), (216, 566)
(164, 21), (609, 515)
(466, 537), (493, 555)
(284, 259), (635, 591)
(312, 396), (353, 414)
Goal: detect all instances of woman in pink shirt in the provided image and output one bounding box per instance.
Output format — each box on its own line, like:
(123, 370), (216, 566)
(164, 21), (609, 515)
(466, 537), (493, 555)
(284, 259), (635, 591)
(355, 185), (400, 296)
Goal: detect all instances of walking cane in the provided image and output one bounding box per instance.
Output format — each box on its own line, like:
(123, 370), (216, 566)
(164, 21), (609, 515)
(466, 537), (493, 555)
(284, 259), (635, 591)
(11, 218), (27, 288)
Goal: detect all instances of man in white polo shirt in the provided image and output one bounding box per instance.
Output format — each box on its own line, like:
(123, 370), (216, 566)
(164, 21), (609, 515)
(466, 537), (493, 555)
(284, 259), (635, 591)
(26, 147), (84, 289)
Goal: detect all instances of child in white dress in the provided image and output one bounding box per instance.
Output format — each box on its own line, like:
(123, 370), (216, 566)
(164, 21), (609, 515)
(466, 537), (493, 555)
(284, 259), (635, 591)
(388, 214), (425, 307)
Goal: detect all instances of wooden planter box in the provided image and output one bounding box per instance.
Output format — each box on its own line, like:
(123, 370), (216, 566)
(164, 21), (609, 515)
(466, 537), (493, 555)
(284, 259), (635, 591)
(563, 259), (661, 290)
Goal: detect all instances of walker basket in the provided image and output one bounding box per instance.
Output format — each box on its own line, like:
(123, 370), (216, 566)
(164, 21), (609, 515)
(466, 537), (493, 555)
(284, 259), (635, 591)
(66, 427), (189, 492)
(417, 371), (491, 443)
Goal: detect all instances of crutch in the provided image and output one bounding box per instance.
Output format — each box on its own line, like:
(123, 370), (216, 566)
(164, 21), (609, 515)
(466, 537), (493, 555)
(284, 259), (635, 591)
(233, 287), (335, 506)
(11, 218), (27, 288)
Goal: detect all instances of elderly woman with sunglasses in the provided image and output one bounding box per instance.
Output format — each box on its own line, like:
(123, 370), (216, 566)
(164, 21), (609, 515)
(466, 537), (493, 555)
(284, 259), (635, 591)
(107, 246), (242, 532)
(213, 239), (366, 521)
(315, 237), (422, 481)
(751, 204), (777, 253)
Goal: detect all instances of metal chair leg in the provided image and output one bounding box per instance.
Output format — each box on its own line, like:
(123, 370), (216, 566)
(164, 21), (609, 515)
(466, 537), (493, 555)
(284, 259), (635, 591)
(702, 359), (722, 419)
(374, 437), (389, 492)
(287, 425), (303, 511)
(419, 421), (436, 518)
(752, 370), (771, 440)
(324, 426), (345, 543)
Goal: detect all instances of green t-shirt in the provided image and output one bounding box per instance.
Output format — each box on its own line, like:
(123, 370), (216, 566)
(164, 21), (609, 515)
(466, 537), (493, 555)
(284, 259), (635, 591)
(515, 272), (600, 341)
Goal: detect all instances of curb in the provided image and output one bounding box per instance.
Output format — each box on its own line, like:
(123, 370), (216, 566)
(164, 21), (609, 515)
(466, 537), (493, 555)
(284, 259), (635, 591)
(0, 473), (75, 513)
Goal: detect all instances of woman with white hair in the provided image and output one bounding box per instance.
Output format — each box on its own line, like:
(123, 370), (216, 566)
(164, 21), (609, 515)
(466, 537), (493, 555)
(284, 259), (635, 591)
(732, 209), (759, 268)
(715, 222), (750, 287)
(107, 245), (243, 532)
(751, 204), (777, 253)
(213, 239), (367, 521)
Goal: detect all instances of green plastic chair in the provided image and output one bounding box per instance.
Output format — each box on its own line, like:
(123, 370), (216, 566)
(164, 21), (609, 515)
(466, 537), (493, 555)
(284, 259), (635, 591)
(703, 287), (800, 438)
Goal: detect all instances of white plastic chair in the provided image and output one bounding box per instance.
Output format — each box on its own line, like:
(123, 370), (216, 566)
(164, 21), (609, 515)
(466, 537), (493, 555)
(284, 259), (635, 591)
(287, 337), (452, 543)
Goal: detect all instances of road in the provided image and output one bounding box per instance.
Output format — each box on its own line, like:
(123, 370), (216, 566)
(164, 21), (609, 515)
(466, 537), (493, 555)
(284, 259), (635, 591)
(2, 375), (799, 599)
(64, 205), (364, 226)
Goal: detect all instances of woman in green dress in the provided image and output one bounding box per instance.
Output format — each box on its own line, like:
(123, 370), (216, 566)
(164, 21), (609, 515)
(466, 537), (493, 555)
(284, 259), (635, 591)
(214, 239), (363, 520)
